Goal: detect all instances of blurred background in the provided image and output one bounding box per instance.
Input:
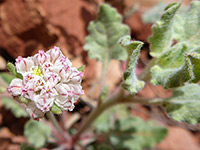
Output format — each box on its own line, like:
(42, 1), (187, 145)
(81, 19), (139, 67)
(1, 0), (199, 150)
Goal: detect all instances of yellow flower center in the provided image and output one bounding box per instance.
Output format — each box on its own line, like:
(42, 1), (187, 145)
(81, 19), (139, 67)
(33, 68), (42, 76)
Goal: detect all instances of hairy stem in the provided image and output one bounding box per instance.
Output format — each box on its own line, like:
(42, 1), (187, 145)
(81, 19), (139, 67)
(46, 111), (70, 141)
(74, 91), (163, 138)
(139, 58), (156, 82)
(98, 61), (109, 106)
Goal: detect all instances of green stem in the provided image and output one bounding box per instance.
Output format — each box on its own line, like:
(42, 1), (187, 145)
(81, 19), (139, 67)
(98, 61), (109, 106)
(139, 58), (157, 82)
(74, 91), (163, 137)
(101, 62), (108, 91)
(46, 112), (70, 141)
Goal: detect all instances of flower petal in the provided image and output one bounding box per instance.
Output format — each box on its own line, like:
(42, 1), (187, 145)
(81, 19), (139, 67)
(26, 101), (44, 119)
(8, 78), (22, 96)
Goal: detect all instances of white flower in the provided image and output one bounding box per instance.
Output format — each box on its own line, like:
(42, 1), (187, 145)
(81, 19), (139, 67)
(26, 101), (44, 120)
(55, 83), (84, 111)
(8, 46), (84, 119)
(33, 77), (45, 92)
(40, 81), (58, 98)
(55, 56), (72, 67)
(47, 46), (62, 63)
(68, 67), (84, 83)
(21, 79), (35, 100)
(34, 95), (54, 112)
(34, 50), (50, 65)
(43, 72), (61, 86)
(15, 56), (34, 74)
(42, 62), (54, 74)
(8, 79), (22, 96)
(69, 84), (84, 102)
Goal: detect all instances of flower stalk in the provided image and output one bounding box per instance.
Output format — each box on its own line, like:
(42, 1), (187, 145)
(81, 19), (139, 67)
(74, 88), (163, 138)
(46, 111), (70, 141)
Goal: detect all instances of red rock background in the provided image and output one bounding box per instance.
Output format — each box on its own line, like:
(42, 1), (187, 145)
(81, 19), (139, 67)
(1, 0), (199, 149)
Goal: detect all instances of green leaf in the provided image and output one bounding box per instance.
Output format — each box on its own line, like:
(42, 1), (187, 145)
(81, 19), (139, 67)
(151, 52), (200, 89)
(118, 35), (145, 93)
(24, 120), (51, 148)
(50, 103), (62, 115)
(110, 117), (167, 150)
(155, 43), (187, 68)
(94, 105), (129, 133)
(174, 1), (200, 47)
(20, 97), (31, 104)
(0, 73), (15, 84)
(148, 2), (181, 57)
(20, 143), (36, 150)
(77, 65), (85, 72)
(142, 2), (166, 24)
(1, 97), (28, 118)
(0, 86), (6, 93)
(163, 84), (200, 124)
(7, 62), (23, 79)
(87, 144), (112, 150)
(149, 1), (200, 88)
(84, 4), (130, 63)
(94, 106), (167, 149)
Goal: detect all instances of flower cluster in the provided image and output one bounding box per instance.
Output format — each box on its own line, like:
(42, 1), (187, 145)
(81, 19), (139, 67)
(8, 46), (84, 120)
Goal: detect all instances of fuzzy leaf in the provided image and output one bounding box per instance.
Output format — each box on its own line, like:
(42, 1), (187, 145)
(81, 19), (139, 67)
(84, 4), (129, 63)
(151, 52), (200, 89)
(87, 144), (112, 150)
(155, 43), (187, 68)
(1, 97), (28, 118)
(0, 72), (15, 84)
(50, 103), (62, 115)
(20, 97), (31, 104)
(0, 86), (6, 93)
(174, 1), (200, 47)
(110, 117), (167, 150)
(163, 84), (200, 124)
(93, 106), (167, 149)
(20, 143), (36, 150)
(149, 1), (200, 88)
(149, 2), (181, 57)
(94, 106), (129, 133)
(77, 65), (85, 72)
(118, 35), (145, 93)
(7, 62), (23, 79)
(24, 120), (51, 148)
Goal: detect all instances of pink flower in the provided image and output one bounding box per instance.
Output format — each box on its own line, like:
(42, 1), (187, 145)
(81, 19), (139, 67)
(43, 72), (61, 86)
(40, 81), (58, 98)
(7, 79), (22, 96)
(55, 83), (75, 110)
(15, 56), (34, 74)
(33, 77), (45, 92)
(34, 50), (50, 65)
(68, 67), (84, 83)
(53, 65), (71, 82)
(55, 83), (83, 111)
(34, 95), (54, 112)
(47, 46), (62, 63)
(8, 46), (84, 119)
(26, 102), (44, 120)
(42, 62), (54, 74)
(55, 56), (72, 67)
